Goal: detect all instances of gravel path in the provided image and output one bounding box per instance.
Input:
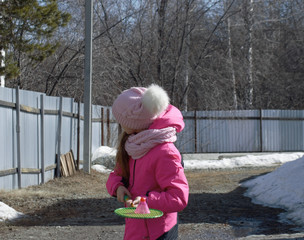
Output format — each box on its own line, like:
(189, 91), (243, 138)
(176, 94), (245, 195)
(0, 167), (303, 239)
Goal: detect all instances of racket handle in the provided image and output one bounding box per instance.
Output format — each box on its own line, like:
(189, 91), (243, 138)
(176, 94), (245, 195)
(124, 195), (134, 207)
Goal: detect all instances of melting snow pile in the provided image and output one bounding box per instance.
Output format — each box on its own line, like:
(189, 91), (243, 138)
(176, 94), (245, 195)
(91, 146), (116, 170)
(184, 152), (304, 170)
(0, 201), (24, 222)
(242, 156), (304, 228)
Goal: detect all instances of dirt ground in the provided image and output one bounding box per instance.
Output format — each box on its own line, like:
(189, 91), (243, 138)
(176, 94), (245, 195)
(0, 167), (303, 240)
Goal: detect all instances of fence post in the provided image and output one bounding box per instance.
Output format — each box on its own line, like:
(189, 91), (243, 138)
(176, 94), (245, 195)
(260, 108), (263, 152)
(107, 108), (110, 146)
(77, 101), (80, 170)
(40, 94), (45, 183)
(15, 86), (21, 189)
(56, 97), (63, 177)
(195, 110), (197, 153)
(101, 107), (104, 145)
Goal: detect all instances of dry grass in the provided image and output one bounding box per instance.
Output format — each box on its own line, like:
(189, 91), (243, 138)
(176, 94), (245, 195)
(0, 170), (109, 214)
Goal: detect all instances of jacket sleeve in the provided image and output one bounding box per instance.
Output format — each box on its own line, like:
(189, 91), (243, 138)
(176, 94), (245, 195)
(106, 165), (124, 197)
(147, 146), (189, 213)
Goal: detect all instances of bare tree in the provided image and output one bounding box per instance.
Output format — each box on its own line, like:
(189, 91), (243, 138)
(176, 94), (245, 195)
(15, 0), (304, 110)
(247, 0), (254, 108)
(225, 0), (238, 109)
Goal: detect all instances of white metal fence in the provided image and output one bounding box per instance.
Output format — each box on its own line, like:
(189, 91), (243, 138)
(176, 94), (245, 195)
(176, 109), (304, 153)
(0, 87), (118, 190)
(1, 86), (304, 190)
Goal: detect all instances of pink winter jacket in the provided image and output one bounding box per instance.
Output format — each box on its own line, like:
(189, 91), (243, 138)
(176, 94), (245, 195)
(106, 105), (189, 240)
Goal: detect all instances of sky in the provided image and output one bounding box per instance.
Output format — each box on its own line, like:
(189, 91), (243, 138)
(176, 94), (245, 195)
(1, 147), (303, 231)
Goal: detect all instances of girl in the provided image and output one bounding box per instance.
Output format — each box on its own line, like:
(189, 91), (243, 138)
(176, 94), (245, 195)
(106, 84), (189, 240)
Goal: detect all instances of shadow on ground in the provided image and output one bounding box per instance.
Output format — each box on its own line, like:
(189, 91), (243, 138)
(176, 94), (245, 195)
(179, 187), (298, 236)
(10, 188), (298, 237)
(12, 197), (125, 227)
(7, 170), (300, 238)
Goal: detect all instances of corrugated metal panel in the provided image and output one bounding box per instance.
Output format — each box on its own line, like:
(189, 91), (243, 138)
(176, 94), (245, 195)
(0, 88), (17, 189)
(176, 109), (304, 153)
(109, 108), (119, 148)
(175, 111), (195, 153)
(92, 104), (102, 152)
(195, 110), (260, 153)
(2, 86), (304, 189)
(19, 92), (40, 188)
(0, 88), (87, 189)
(60, 97), (76, 154)
(262, 109), (304, 151)
(43, 95), (60, 183)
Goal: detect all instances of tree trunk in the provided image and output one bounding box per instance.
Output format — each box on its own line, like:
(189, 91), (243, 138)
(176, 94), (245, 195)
(183, 17), (190, 111)
(247, 0), (254, 108)
(226, 0), (237, 109)
(157, 0), (168, 86)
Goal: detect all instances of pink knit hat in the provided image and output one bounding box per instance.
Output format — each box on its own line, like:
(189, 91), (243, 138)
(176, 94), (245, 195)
(112, 84), (170, 130)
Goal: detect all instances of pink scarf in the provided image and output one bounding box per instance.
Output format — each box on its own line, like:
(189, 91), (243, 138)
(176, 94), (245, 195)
(125, 127), (177, 159)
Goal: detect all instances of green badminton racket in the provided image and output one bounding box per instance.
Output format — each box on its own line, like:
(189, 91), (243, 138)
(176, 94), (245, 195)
(115, 207), (163, 219)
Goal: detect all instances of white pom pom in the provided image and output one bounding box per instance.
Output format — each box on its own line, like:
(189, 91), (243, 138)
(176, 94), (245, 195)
(142, 84), (170, 117)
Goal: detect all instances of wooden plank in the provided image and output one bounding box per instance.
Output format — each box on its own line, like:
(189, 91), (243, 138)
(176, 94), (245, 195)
(0, 168), (17, 177)
(62, 111), (74, 118)
(21, 168), (41, 174)
(65, 152), (75, 175)
(0, 100), (15, 108)
(60, 155), (69, 177)
(58, 150), (77, 177)
(20, 104), (40, 114)
(60, 157), (64, 176)
(92, 118), (102, 122)
(70, 152), (76, 174)
(63, 155), (70, 177)
(44, 109), (59, 115)
(69, 150), (77, 174)
(65, 153), (72, 176)
(45, 164), (57, 172)
(0, 164), (58, 176)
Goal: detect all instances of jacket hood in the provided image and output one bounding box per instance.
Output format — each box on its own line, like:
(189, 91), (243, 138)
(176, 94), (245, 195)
(149, 104), (185, 132)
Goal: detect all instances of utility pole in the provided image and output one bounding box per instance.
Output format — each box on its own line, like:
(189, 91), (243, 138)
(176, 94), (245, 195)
(83, 0), (93, 174)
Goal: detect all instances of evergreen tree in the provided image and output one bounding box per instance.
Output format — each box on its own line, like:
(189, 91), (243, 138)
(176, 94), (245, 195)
(0, 0), (70, 85)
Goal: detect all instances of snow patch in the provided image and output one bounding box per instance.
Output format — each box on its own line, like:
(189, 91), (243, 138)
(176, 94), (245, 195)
(91, 146), (116, 170)
(242, 156), (304, 228)
(0, 201), (24, 222)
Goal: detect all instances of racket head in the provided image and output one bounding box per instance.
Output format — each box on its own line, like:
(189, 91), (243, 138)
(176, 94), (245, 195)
(114, 207), (163, 219)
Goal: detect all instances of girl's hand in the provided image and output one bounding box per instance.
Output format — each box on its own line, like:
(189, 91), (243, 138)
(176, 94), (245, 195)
(116, 186), (131, 203)
(125, 199), (134, 207)
(131, 196), (142, 208)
